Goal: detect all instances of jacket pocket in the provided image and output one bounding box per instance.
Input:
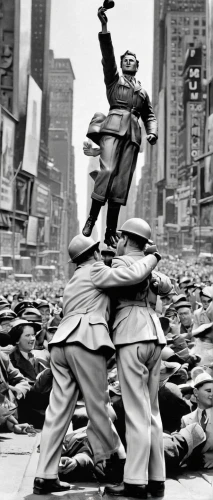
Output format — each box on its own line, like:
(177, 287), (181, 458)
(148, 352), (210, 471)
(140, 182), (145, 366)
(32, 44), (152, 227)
(88, 315), (108, 328)
(103, 112), (123, 132)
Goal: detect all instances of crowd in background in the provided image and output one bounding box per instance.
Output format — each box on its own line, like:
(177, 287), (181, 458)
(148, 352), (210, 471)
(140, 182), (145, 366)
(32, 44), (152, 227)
(0, 252), (213, 480)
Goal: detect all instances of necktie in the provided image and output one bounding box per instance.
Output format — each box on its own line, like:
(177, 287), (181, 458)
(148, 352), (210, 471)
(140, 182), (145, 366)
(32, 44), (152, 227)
(200, 409), (208, 431)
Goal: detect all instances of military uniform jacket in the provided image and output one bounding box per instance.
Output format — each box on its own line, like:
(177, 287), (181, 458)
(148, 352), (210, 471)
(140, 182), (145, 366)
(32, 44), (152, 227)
(49, 255), (160, 353)
(193, 306), (211, 330)
(98, 32), (158, 147)
(109, 252), (169, 346)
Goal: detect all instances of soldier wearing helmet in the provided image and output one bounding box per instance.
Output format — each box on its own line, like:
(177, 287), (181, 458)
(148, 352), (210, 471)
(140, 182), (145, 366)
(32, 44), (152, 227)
(91, 218), (171, 498)
(34, 232), (162, 495)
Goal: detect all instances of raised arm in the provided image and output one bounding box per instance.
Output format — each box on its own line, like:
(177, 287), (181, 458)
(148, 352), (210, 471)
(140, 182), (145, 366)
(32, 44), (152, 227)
(97, 7), (119, 87)
(90, 254), (159, 289)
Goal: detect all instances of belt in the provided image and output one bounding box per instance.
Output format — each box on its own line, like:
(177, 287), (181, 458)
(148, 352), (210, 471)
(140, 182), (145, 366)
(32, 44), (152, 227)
(110, 105), (140, 119)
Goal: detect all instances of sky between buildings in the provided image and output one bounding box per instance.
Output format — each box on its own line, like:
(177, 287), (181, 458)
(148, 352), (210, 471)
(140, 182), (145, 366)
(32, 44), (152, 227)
(50, 0), (154, 229)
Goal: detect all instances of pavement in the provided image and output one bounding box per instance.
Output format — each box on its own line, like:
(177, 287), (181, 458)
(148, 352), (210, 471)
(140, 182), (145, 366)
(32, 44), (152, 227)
(0, 431), (213, 500)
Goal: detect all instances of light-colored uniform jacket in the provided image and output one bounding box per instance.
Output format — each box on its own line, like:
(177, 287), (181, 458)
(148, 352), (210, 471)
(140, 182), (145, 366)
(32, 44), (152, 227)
(49, 255), (159, 353)
(181, 407), (213, 468)
(91, 251), (171, 347)
(193, 306), (211, 330)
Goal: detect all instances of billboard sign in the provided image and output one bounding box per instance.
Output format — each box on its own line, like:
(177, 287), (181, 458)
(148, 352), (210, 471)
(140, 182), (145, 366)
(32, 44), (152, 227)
(177, 186), (191, 228)
(22, 76), (42, 176)
(184, 48), (202, 103)
(31, 180), (50, 217)
(26, 216), (38, 246)
(186, 103), (203, 165)
(0, 113), (15, 211)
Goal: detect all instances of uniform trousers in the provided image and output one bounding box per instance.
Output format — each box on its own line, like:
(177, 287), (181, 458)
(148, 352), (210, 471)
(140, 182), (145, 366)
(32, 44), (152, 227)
(117, 341), (165, 485)
(92, 133), (139, 205)
(36, 344), (120, 479)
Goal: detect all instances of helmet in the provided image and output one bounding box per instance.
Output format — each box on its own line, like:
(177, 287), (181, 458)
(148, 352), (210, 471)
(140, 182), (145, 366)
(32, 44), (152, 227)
(120, 218), (153, 244)
(0, 309), (17, 323)
(68, 234), (100, 262)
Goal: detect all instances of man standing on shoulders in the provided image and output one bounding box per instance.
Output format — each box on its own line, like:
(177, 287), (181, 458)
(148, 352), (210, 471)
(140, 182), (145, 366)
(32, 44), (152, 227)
(91, 218), (170, 499)
(83, 6), (157, 247)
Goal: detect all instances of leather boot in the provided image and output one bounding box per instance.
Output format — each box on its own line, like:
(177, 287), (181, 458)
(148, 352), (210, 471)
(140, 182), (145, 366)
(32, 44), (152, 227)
(147, 481), (165, 497)
(82, 199), (103, 237)
(104, 202), (121, 247)
(104, 228), (120, 248)
(82, 215), (97, 237)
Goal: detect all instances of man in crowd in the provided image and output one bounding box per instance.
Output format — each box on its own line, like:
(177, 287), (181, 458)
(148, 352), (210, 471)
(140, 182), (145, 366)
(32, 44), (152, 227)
(193, 287), (213, 329)
(91, 218), (170, 499)
(34, 231), (161, 495)
(174, 301), (194, 341)
(181, 372), (213, 468)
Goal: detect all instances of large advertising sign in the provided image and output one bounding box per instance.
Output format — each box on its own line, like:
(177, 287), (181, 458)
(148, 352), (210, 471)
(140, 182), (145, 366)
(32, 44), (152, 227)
(177, 186), (191, 228)
(184, 48), (202, 103)
(186, 102), (203, 165)
(31, 180), (50, 217)
(16, 178), (29, 213)
(22, 76), (42, 177)
(0, 113), (15, 211)
(26, 216), (38, 246)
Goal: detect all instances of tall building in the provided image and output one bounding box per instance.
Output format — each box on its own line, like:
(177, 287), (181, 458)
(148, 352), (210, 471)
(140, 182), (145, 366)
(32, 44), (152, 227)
(141, 0), (207, 252)
(48, 51), (79, 277)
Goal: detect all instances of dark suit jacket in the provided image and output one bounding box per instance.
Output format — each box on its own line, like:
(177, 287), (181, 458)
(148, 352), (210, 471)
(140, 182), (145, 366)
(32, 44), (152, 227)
(10, 348), (44, 383)
(98, 32), (157, 147)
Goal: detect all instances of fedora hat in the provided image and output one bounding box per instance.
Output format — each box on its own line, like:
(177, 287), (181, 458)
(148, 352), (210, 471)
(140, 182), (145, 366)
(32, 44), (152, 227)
(194, 372), (213, 388)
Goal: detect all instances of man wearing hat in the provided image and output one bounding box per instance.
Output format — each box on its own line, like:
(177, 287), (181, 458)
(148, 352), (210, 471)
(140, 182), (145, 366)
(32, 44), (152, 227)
(193, 286), (213, 330)
(0, 309), (17, 338)
(91, 218), (170, 498)
(34, 233), (161, 495)
(174, 300), (194, 341)
(82, 6), (157, 247)
(191, 323), (213, 371)
(181, 372), (213, 468)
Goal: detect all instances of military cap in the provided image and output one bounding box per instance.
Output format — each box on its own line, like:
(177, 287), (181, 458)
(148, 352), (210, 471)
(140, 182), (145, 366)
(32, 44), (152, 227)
(0, 309), (17, 322)
(14, 300), (35, 317)
(179, 277), (191, 286)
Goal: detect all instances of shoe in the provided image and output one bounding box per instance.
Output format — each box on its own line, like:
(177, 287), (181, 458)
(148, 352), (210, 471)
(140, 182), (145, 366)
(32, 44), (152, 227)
(33, 477), (71, 495)
(104, 229), (120, 248)
(82, 216), (96, 237)
(105, 482), (147, 498)
(147, 481), (165, 497)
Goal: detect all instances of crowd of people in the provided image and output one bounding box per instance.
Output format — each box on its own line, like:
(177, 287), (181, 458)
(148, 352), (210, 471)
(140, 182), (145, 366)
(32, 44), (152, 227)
(0, 223), (213, 497)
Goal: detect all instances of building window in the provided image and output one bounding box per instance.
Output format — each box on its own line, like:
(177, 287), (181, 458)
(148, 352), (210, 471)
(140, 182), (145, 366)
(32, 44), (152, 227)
(184, 17), (190, 26)
(194, 18), (199, 26)
(193, 29), (199, 35)
(202, 19), (206, 26)
(202, 29), (206, 36)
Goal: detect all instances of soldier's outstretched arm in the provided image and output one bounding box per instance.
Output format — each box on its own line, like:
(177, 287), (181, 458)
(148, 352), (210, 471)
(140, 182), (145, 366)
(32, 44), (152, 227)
(90, 254), (159, 289)
(98, 7), (119, 87)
